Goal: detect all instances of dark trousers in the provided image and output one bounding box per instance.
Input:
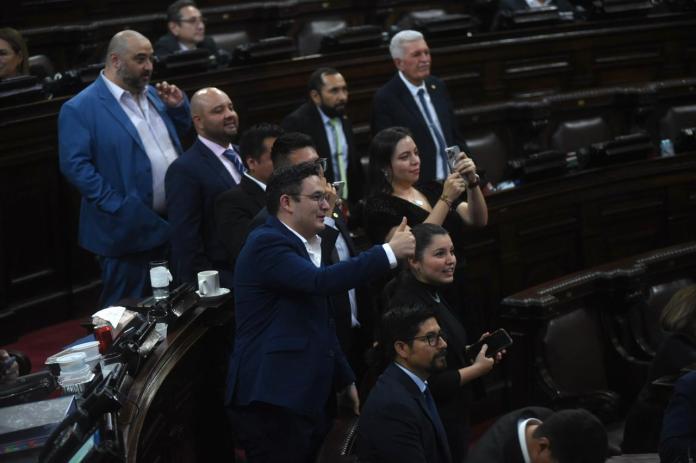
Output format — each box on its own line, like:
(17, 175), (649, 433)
(97, 246), (166, 308)
(228, 402), (331, 463)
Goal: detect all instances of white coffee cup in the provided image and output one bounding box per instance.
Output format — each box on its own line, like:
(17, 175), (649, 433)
(197, 270), (221, 296)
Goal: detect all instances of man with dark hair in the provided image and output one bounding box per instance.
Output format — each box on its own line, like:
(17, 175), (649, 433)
(59, 30), (190, 307)
(281, 67), (363, 207)
(467, 407), (608, 463)
(214, 123), (282, 265)
(226, 162), (415, 463)
(356, 305), (453, 463)
(154, 0), (225, 63)
(165, 87), (243, 288)
(372, 30), (469, 183)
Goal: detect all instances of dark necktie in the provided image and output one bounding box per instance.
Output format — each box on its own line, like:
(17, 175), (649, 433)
(222, 148), (246, 178)
(417, 88), (449, 176)
(423, 386), (450, 449)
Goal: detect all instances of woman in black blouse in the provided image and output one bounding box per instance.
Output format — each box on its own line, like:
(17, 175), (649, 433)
(364, 126), (488, 245)
(389, 223), (500, 463)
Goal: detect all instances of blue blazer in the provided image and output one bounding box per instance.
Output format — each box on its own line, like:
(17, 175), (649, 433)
(356, 363), (453, 463)
(660, 370), (696, 462)
(372, 74), (466, 183)
(165, 138), (238, 288)
(58, 76), (191, 257)
(226, 216), (391, 417)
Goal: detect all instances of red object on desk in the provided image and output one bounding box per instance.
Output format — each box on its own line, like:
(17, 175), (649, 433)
(94, 325), (113, 354)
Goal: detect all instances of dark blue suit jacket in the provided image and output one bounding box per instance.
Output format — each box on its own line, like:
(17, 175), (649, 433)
(372, 74), (466, 183)
(226, 216), (391, 417)
(165, 138), (238, 288)
(660, 370), (696, 462)
(356, 363), (453, 463)
(58, 75), (190, 257)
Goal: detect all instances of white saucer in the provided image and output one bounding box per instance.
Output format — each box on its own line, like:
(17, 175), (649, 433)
(196, 287), (231, 300)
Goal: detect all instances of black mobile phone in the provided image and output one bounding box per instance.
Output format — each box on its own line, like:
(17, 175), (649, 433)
(464, 328), (513, 363)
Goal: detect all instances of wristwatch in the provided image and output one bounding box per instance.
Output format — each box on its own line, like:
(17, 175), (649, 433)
(467, 174), (480, 189)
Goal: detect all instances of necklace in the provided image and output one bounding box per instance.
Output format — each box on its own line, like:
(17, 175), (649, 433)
(396, 188), (424, 206)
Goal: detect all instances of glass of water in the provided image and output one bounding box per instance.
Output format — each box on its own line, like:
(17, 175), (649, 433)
(149, 260), (171, 301)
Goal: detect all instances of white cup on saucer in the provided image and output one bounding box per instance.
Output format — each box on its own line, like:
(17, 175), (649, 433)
(197, 270), (221, 297)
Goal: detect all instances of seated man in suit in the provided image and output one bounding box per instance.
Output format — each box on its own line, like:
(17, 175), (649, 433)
(372, 30), (468, 183)
(356, 304), (453, 463)
(58, 30), (190, 308)
(215, 123), (282, 267)
(165, 87), (245, 289)
(226, 162), (415, 463)
(660, 370), (696, 462)
(281, 67), (364, 215)
(154, 0), (227, 64)
(467, 407), (608, 463)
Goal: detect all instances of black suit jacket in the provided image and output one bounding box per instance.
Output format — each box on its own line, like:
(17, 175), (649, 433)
(214, 174), (266, 272)
(356, 363), (453, 463)
(372, 74), (467, 183)
(467, 407), (553, 463)
(281, 102), (364, 204)
(154, 32), (220, 57)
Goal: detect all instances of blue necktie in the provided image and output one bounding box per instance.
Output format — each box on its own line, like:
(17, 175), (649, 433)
(417, 88), (449, 176)
(423, 386), (450, 448)
(222, 148), (246, 178)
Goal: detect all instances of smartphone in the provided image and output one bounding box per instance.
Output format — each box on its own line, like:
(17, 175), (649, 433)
(464, 328), (513, 363)
(331, 180), (345, 197)
(445, 145), (461, 171)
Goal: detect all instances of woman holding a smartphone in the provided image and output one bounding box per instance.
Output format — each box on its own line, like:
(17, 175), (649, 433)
(385, 223), (503, 463)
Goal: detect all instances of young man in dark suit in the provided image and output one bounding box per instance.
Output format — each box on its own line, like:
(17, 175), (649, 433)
(215, 123), (282, 268)
(468, 407), (608, 463)
(154, 0), (224, 62)
(372, 30), (468, 183)
(281, 67), (364, 211)
(356, 305), (453, 463)
(226, 162), (415, 463)
(165, 87), (244, 289)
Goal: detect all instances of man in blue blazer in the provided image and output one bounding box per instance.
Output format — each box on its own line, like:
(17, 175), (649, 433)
(165, 87), (244, 289)
(58, 30), (190, 308)
(226, 162), (415, 463)
(660, 370), (696, 462)
(356, 305), (453, 463)
(372, 30), (468, 183)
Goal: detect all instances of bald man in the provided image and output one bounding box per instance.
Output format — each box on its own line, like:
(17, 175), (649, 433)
(59, 30), (190, 308)
(165, 87), (243, 289)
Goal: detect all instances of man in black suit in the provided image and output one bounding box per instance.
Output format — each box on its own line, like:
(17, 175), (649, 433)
(165, 87), (245, 289)
(215, 123), (282, 269)
(467, 407), (608, 463)
(356, 305), (453, 463)
(372, 30), (467, 183)
(154, 0), (227, 64)
(281, 67), (364, 210)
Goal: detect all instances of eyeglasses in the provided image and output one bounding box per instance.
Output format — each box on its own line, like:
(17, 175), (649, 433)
(316, 158), (327, 172)
(409, 331), (447, 347)
(178, 16), (206, 25)
(294, 192), (329, 204)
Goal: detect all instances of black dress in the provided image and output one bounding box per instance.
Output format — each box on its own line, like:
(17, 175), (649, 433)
(390, 271), (472, 463)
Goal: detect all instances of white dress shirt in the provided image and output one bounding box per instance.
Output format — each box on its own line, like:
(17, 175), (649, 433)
(102, 73), (179, 214)
(517, 417), (542, 463)
(317, 107), (349, 185)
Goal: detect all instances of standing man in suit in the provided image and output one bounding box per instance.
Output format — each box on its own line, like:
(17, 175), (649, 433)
(154, 0), (227, 64)
(165, 87), (244, 289)
(356, 304), (453, 463)
(468, 407), (608, 463)
(282, 67), (364, 210)
(372, 30), (467, 183)
(59, 30), (190, 308)
(215, 123), (282, 267)
(226, 162), (415, 463)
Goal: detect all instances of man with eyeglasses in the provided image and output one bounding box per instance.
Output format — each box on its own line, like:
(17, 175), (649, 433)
(154, 0), (227, 64)
(226, 162), (416, 463)
(356, 304), (453, 463)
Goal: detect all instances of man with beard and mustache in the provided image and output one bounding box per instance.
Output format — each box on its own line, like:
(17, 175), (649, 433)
(281, 67), (364, 210)
(372, 30), (469, 183)
(165, 87), (243, 289)
(58, 30), (190, 308)
(356, 304), (453, 463)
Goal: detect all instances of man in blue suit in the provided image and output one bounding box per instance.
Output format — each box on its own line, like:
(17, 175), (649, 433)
(356, 305), (453, 463)
(660, 370), (696, 462)
(226, 162), (416, 463)
(59, 30), (190, 308)
(165, 87), (244, 288)
(372, 30), (468, 183)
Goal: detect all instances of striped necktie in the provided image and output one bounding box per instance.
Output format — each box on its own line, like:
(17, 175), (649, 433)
(222, 148), (246, 178)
